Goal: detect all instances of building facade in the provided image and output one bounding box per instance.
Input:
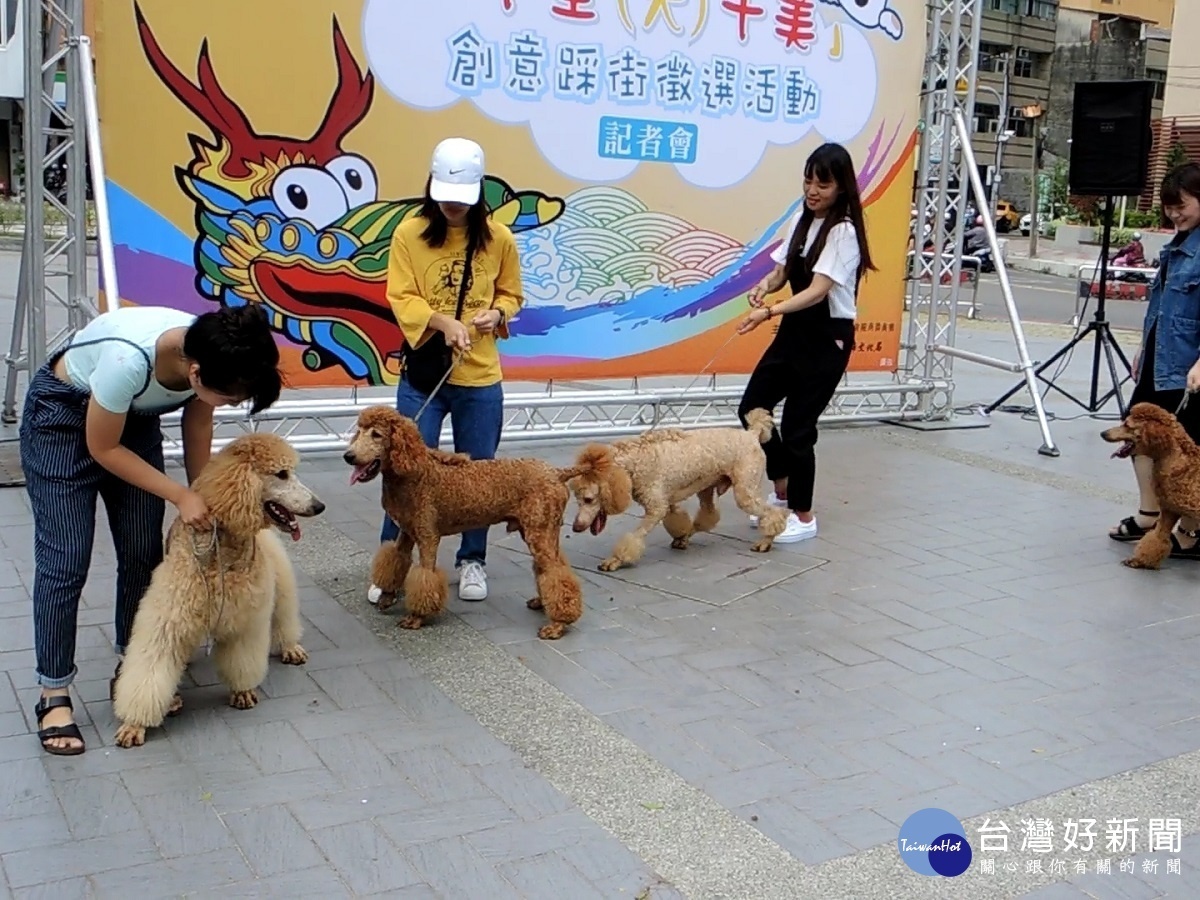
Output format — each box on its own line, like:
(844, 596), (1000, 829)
(971, 0), (1060, 214)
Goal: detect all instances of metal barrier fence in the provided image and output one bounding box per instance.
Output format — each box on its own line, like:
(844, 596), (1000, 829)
(1072, 262), (1158, 327)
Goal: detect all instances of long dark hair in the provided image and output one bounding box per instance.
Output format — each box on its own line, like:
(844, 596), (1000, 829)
(418, 175), (493, 252)
(782, 142), (875, 284)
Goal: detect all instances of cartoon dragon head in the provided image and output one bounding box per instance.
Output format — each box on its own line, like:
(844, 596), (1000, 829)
(134, 3), (565, 385)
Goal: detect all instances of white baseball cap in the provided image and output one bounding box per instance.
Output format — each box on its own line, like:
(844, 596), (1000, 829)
(429, 137), (484, 205)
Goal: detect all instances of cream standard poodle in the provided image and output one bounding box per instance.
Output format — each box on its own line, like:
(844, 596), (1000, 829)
(112, 433), (325, 748)
(566, 409), (789, 571)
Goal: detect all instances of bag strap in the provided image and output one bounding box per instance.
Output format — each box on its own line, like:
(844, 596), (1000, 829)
(452, 239), (476, 324)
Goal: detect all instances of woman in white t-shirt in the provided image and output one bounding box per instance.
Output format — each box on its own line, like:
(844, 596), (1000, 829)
(736, 142), (876, 543)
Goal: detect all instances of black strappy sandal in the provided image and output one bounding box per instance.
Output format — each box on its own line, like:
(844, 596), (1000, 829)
(110, 661), (183, 717)
(1170, 529), (1200, 560)
(1110, 510), (1159, 542)
(35, 695), (85, 756)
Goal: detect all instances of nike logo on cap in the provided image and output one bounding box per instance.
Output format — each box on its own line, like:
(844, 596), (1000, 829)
(448, 168), (464, 175)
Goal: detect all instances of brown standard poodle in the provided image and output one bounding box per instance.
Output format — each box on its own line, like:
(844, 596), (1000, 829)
(566, 408), (789, 571)
(343, 406), (586, 640)
(1102, 401), (1200, 569)
(112, 433), (325, 748)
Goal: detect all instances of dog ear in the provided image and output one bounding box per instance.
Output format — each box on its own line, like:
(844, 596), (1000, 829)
(601, 464), (633, 515)
(387, 413), (427, 475)
(196, 454), (262, 536)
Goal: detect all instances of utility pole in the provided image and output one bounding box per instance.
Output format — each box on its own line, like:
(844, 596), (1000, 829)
(989, 50), (1012, 229)
(1024, 102), (1045, 258)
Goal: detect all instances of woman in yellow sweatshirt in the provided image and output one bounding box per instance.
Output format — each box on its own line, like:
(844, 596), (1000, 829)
(369, 137), (524, 604)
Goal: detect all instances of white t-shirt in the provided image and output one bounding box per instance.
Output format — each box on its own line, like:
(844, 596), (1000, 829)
(60, 306), (198, 414)
(770, 214), (861, 320)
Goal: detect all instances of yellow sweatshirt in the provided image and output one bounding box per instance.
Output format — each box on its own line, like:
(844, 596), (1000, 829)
(385, 216), (525, 387)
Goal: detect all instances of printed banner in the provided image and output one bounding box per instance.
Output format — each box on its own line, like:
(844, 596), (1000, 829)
(97, 0), (922, 388)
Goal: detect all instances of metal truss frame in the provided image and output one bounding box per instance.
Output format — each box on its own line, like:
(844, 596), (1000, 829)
(7, 0), (1056, 459)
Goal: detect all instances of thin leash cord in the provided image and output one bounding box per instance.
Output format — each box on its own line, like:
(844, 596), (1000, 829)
(188, 522), (226, 656)
(411, 350), (465, 424)
(647, 329), (740, 433)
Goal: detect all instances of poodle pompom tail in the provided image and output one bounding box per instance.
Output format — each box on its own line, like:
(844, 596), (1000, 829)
(744, 408), (776, 445)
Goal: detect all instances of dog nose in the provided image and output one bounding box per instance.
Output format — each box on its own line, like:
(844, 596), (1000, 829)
(312, 499), (326, 516)
(342, 451), (354, 464)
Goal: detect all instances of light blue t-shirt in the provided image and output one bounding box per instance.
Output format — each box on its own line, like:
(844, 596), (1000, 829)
(60, 306), (198, 414)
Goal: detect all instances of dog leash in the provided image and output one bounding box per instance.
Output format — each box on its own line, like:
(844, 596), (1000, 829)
(411, 349), (465, 424)
(188, 521), (227, 656)
(646, 329), (740, 433)
(1177, 390), (1194, 417)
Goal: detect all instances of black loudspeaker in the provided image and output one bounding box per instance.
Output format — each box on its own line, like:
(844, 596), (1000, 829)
(1068, 80), (1154, 197)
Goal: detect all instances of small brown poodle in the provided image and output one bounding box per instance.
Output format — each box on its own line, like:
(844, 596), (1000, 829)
(1102, 401), (1200, 569)
(112, 434), (325, 748)
(567, 408), (789, 571)
(343, 406), (585, 640)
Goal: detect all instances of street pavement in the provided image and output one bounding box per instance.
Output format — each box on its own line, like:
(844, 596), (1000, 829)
(0, 250), (1197, 898)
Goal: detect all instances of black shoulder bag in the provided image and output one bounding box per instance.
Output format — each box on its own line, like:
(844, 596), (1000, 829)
(403, 240), (476, 396)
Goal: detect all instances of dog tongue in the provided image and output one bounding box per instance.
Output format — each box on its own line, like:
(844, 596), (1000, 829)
(349, 464), (369, 486)
(290, 522), (302, 542)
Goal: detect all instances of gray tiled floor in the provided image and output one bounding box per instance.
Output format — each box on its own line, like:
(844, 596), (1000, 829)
(2, 321), (1200, 897)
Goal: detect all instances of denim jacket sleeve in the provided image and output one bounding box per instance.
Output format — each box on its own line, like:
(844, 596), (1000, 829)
(1143, 229), (1200, 391)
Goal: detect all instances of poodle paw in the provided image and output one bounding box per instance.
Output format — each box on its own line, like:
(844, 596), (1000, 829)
(598, 557), (624, 572)
(1122, 557), (1161, 570)
(751, 538), (774, 553)
(375, 591), (399, 611)
(538, 622), (568, 640)
(670, 537), (690, 551)
(526, 597), (544, 611)
(114, 724), (146, 748)
(228, 689), (258, 710)
(279, 644), (308, 666)
(398, 615), (425, 630)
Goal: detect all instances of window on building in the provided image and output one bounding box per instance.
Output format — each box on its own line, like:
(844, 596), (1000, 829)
(979, 42), (1010, 72)
(1023, 0), (1057, 18)
(1147, 68), (1166, 101)
(1013, 48), (1033, 79)
(1008, 108), (1031, 137)
(974, 103), (1001, 134)
(988, 0), (1020, 14)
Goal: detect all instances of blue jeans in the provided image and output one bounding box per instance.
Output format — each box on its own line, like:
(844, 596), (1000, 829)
(379, 376), (505, 566)
(20, 362), (166, 688)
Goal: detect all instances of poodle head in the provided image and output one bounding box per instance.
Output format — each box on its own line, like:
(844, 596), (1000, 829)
(567, 444), (633, 535)
(344, 405), (427, 483)
(1101, 402), (1190, 460)
(194, 433), (325, 541)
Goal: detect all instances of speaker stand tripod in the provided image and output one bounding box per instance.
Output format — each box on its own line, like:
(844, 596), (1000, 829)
(987, 195), (1133, 416)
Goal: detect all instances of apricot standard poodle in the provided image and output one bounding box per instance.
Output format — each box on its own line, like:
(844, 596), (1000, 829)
(343, 406), (587, 640)
(112, 433), (325, 748)
(566, 409), (789, 571)
(1102, 401), (1200, 569)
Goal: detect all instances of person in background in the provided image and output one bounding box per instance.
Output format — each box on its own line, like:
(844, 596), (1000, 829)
(1110, 163), (1200, 555)
(368, 137), (524, 605)
(734, 142), (875, 543)
(21, 303), (282, 754)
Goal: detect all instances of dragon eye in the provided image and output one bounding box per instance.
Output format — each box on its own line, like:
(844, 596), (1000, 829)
(326, 154), (378, 209)
(271, 166), (349, 230)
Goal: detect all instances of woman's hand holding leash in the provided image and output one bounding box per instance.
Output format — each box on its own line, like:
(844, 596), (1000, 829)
(441, 317), (472, 352)
(747, 279), (769, 309)
(1187, 358), (1200, 395)
(738, 306), (772, 335)
(471, 309), (503, 335)
(175, 488), (210, 529)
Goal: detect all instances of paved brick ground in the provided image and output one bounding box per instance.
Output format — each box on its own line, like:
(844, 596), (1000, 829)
(0, 317), (1198, 897)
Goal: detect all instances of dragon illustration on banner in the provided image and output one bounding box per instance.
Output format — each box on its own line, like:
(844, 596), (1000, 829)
(121, 2), (914, 384)
(133, 4), (565, 385)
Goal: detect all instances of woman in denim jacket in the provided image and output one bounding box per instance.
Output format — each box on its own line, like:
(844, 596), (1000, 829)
(1111, 162), (1200, 556)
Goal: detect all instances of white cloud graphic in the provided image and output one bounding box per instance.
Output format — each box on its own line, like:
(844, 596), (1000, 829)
(361, 1), (880, 189)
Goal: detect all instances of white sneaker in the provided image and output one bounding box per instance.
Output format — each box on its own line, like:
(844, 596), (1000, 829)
(749, 493), (789, 527)
(774, 513), (817, 543)
(366, 583), (383, 605)
(457, 561), (488, 602)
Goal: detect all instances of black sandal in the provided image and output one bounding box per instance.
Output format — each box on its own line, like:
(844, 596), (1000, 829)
(35, 695), (85, 756)
(1170, 531), (1200, 560)
(111, 661), (183, 717)
(1110, 510), (1160, 542)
